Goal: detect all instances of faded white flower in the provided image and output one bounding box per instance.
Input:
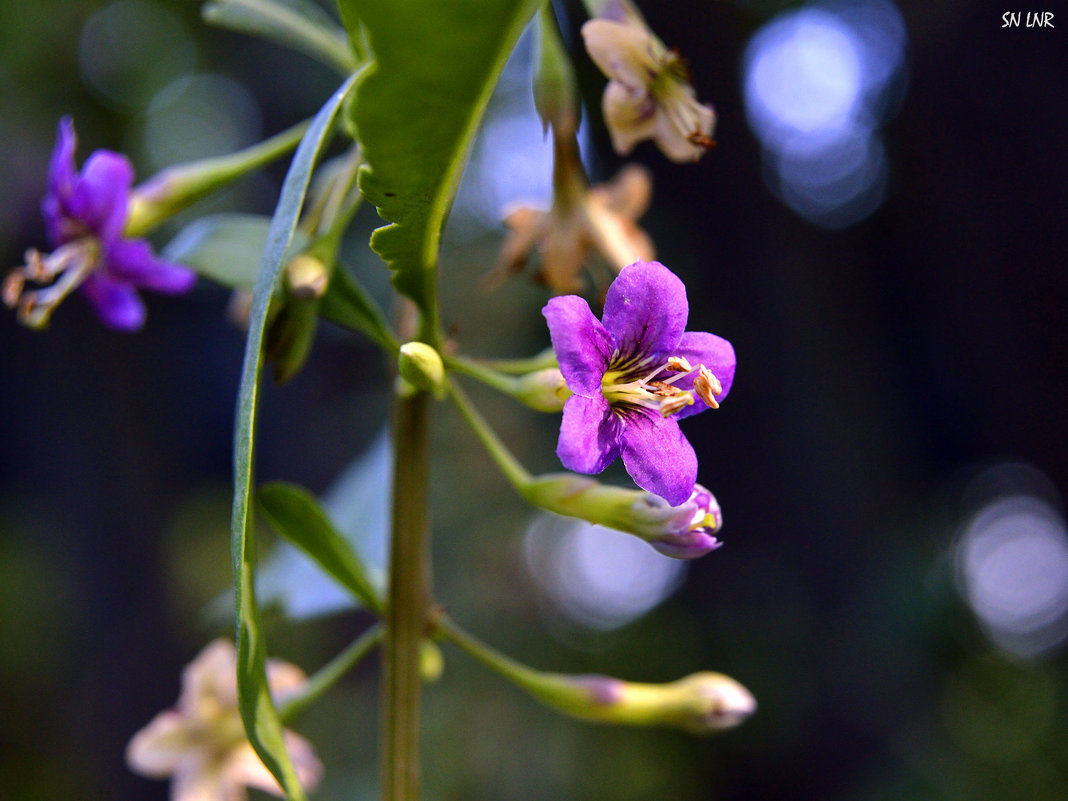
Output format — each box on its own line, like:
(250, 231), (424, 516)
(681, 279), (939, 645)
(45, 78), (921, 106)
(126, 639), (323, 801)
(488, 126), (655, 294)
(582, 0), (716, 162)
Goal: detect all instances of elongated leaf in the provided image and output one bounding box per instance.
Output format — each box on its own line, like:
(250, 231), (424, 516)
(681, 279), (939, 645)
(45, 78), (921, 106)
(231, 74), (357, 801)
(204, 0), (359, 75)
(256, 432), (390, 619)
(337, 0), (541, 335)
(163, 213), (309, 289)
(320, 262), (397, 351)
(259, 481), (384, 613)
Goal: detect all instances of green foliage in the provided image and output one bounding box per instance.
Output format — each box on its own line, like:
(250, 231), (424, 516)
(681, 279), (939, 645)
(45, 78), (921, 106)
(163, 213), (308, 289)
(320, 263), (399, 352)
(259, 481), (384, 613)
(231, 74), (357, 801)
(204, 0), (359, 74)
(336, 0), (542, 341)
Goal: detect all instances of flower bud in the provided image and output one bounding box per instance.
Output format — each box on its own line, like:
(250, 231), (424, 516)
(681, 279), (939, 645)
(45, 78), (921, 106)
(513, 368), (572, 412)
(421, 640), (444, 683)
(398, 341), (446, 398)
(524, 670), (755, 734)
(286, 254), (330, 300)
(533, 5), (580, 135)
(521, 475), (724, 558)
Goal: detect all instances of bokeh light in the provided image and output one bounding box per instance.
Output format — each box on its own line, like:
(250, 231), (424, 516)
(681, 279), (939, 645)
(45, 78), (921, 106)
(956, 464), (1068, 659)
(523, 514), (685, 631)
(78, 0), (195, 111)
(141, 74), (263, 170)
(742, 0), (907, 227)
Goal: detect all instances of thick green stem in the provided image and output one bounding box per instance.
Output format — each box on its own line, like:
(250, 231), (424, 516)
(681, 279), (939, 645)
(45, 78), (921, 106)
(382, 390), (432, 801)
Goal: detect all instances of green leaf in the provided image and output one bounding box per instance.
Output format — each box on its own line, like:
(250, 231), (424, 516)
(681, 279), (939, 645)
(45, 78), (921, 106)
(259, 482), (384, 613)
(231, 74), (357, 801)
(320, 262), (398, 352)
(336, 0), (541, 340)
(163, 213), (309, 289)
(204, 0), (359, 75)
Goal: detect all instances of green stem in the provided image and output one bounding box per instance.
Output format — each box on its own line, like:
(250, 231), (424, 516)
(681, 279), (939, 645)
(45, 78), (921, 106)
(382, 390), (433, 801)
(447, 382), (532, 490)
(474, 348), (558, 375)
(279, 624), (384, 722)
(128, 120), (312, 235)
(444, 354), (522, 396)
(435, 615), (594, 716)
(579, 0), (615, 18)
(435, 615), (545, 695)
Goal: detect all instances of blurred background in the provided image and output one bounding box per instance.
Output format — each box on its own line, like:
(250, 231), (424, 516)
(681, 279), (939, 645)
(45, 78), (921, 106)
(1, 0), (1066, 799)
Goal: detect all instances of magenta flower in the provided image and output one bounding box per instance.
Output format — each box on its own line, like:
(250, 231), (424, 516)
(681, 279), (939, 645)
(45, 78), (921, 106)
(3, 117), (195, 331)
(647, 483), (724, 558)
(543, 260), (735, 506)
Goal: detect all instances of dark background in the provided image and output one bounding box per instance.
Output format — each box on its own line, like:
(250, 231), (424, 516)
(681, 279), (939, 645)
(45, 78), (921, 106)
(1, 1), (1066, 799)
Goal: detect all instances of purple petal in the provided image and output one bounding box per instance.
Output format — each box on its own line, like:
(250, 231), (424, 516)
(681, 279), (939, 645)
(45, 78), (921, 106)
(42, 118), (79, 244)
(557, 394), (623, 474)
(543, 295), (614, 397)
(671, 331), (737, 419)
(619, 412), (697, 506)
(650, 530), (722, 559)
(47, 118), (78, 203)
(107, 239), (197, 294)
(80, 273), (146, 332)
(602, 260), (688, 360)
(70, 150), (134, 244)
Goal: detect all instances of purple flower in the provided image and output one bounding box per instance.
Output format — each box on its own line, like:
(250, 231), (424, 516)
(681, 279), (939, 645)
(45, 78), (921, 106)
(647, 483), (724, 559)
(543, 260), (735, 506)
(3, 117), (195, 331)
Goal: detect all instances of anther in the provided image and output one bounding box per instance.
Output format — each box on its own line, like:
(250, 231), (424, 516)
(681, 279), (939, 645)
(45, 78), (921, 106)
(694, 365), (722, 409)
(687, 132), (717, 150)
(666, 356), (693, 372)
(659, 391), (695, 418)
(2, 271), (25, 308)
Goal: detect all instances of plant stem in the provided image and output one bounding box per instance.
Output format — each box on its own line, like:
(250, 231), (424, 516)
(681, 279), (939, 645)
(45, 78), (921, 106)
(280, 624), (384, 723)
(382, 389), (432, 801)
(443, 354), (521, 396)
(127, 119), (312, 235)
(447, 382), (532, 490)
(473, 348), (559, 375)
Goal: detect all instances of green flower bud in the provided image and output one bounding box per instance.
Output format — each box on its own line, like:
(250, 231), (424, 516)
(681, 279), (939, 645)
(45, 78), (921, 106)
(125, 122), (308, 236)
(286, 254), (330, 300)
(533, 5), (580, 135)
(398, 341), (446, 398)
(420, 640), (444, 683)
(513, 368), (572, 412)
(521, 474), (723, 558)
(547, 671), (756, 734)
(438, 615), (754, 735)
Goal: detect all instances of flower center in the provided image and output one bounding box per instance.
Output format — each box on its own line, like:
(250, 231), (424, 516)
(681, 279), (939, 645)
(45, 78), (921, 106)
(601, 354), (722, 418)
(650, 58), (715, 151)
(2, 237), (100, 329)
